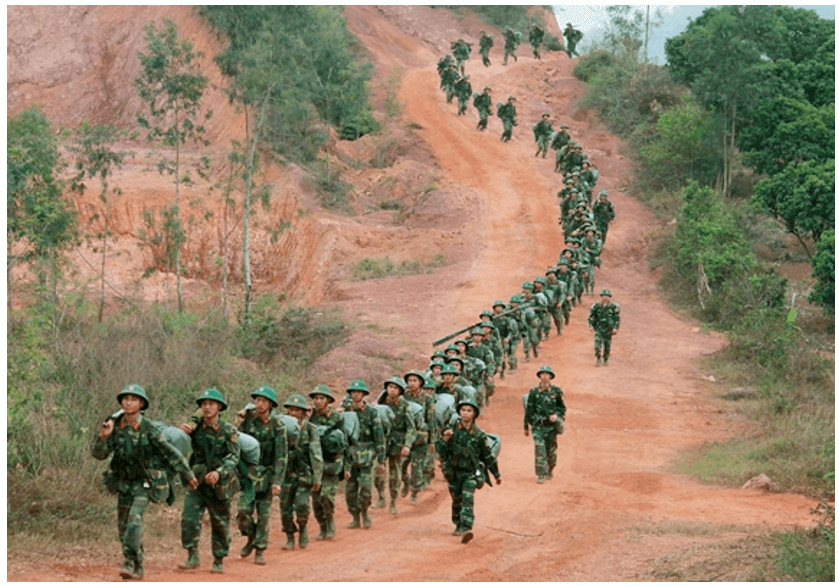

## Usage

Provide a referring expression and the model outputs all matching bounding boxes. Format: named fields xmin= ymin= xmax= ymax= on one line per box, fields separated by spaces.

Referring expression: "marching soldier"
xmin=344 ymin=379 xmax=386 ymax=529
xmin=524 ymin=366 xmax=567 ymax=483
xmin=589 ymin=289 xmax=621 ymax=366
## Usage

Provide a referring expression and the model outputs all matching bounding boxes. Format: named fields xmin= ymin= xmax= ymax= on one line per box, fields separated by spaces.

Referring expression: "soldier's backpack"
xmin=237 ymin=432 xmax=261 ymax=466
xmin=316 ymin=422 xmax=347 ymax=464
xmin=342 ymin=410 xmax=360 ymax=444
xmin=487 ymin=432 xmax=502 ymax=459
xmin=282 ymin=414 xmax=301 ymax=448
xmin=373 ymin=404 xmax=394 ymax=438
xmin=434 ymin=392 xmax=456 ymax=429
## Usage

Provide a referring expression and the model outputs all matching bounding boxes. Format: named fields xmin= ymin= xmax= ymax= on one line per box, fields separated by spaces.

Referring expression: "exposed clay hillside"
xmin=7 ymin=5 xmax=820 ymax=582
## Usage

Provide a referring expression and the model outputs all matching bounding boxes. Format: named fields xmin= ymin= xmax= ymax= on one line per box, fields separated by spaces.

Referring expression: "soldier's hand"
xmin=205 ymin=470 xmax=220 ymax=486
xmin=188 ymin=477 xmax=199 ymax=491
xmin=377 ymin=463 xmax=386 ymax=474
xmin=612 ymin=329 xmax=619 ymax=335
xmin=400 ymin=446 xmax=411 ymax=458
xmin=312 ymin=483 xmax=321 ymax=493
xmin=443 ymin=429 xmax=454 ymax=441
xmin=549 ymin=414 xmax=558 ymax=423
xmin=344 ymin=470 xmax=351 ymax=481
xmin=272 ymin=484 xmax=281 ymax=496
xmin=99 ymin=418 xmax=114 ymax=440
xmin=429 ymin=444 xmax=436 ymax=454
xmin=178 ymin=422 xmax=194 ymax=434
xmin=495 ymin=476 xmax=502 ymax=485
xmin=486 ymin=375 xmax=494 ymax=384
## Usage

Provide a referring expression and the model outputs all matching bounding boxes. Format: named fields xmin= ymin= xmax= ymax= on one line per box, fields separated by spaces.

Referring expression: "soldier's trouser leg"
xmin=207 ymin=496 xmax=231 ymax=559
xmin=373 ymin=464 xmax=386 ymax=499
xmin=313 ymin=473 xmax=340 ymax=527
xmin=346 ymin=464 xmax=373 ymax=515
xmin=280 ymin=479 xmax=310 ymax=534
xmin=594 ymin=331 xmax=613 ymax=360
xmin=181 ymin=486 xmax=208 ymax=552
xmin=507 ymin=337 xmax=519 ymax=370
xmin=562 ymin=301 xmax=571 ymax=324
xmin=423 ymin=445 xmax=436 ymax=483
xmin=546 ymin=430 xmax=559 ymax=473
xmin=407 ymin=443 xmax=428 ymax=493
xmin=550 ymin=306 xmax=564 ymax=335
xmin=532 ymin=426 xmax=551 ymax=477
xmin=387 ymin=453 xmax=405 ymax=501
xmin=237 ymin=489 xmax=273 ymax=550
xmin=118 ymin=483 xmax=149 ymax=565
xmin=588 ymin=265 xmax=596 ymax=293
xmin=448 ymin=474 xmax=477 ymax=530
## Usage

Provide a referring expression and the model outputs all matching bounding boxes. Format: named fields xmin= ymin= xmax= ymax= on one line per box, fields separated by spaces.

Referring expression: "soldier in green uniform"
xmin=478 ymin=30 xmax=494 ymax=66
xmin=593 ymin=190 xmax=616 ymax=244
xmin=589 ymin=289 xmax=621 ymax=365
xmin=441 ymin=64 xmax=460 ymax=104
xmin=179 ymin=389 xmax=240 ymax=574
xmin=580 ymin=226 xmax=603 ymax=295
xmin=280 ymin=393 xmax=323 ymax=550
xmin=509 ymin=294 xmax=537 ymax=363
xmin=93 ymin=385 xmax=197 ymax=580
xmin=524 ymin=366 xmax=567 ymax=483
xmin=544 ymin=268 xmax=569 ymax=336
xmin=520 ymin=282 xmax=543 ymax=357
xmin=308 ymin=385 xmax=346 ymax=542
xmin=532 ymin=112 xmax=554 ymax=158
xmin=563 ymin=23 xmax=583 ymax=58
xmin=234 ymin=386 xmax=287 ymax=565
xmin=437 ymin=53 xmax=455 ymax=85
xmin=421 ymin=377 xmax=440 ymax=485
xmin=491 ymin=299 xmax=521 ymax=375
xmin=378 ymin=377 xmax=417 ymax=515
xmin=451 ymin=37 xmax=472 ymax=74
xmin=532 ymin=277 xmax=553 ymax=341
xmin=436 ymin=363 xmax=467 ymax=403
xmin=436 ymin=398 xmax=501 ymax=543
xmin=402 ymin=370 xmax=436 ymax=504
xmin=343 ymin=379 xmax=386 ymax=529
xmin=555 ymin=259 xmax=576 ymax=324
xmin=466 ymin=326 xmax=496 ymax=408
xmin=473 ymin=86 xmax=494 ymax=131
xmin=454 ymin=74 xmax=472 ymax=116
xmin=497 ymin=96 xmax=517 ymax=142
xmin=551 ymin=124 xmax=572 ymax=172
xmin=502 ymin=25 xmax=520 ymax=65
xmin=529 ymin=23 xmax=545 ymax=59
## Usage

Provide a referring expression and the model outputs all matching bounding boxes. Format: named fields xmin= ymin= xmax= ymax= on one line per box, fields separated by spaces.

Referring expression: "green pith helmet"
xmin=196 ymin=388 xmax=228 ymax=411
xmin=456 ymin=398 xmax=481 ymax=418
xmin=284 ymin=393 xmax=309 ymax=410
xmin=429 ymin=360 xmax=445 ymax=369
xmin=599 ymin=190 xmax=609 ymax=197
xmin=445 ymin=355 xmax=464 ymax=367
xmin=441 ymin=363 xmax=460 ymax=375
xmin=542 ymin=111 xmax=550 ymax=117
xmin=557 ymin=257 xmax=570 ymax=266
xmin=504 ymin=25 xmax=512 ymax=31
xmin=463 ymin=74 xmax=470 ymax=80
xmin=309 ymin=384 xmax=336 ymax=403
xmin=493 ymin=299 xmax=507 ymax=309
xmin=251 ymin=385 xmax=279 ymax=407
xmin=481 ymin=320 xmax=495 ymax=330
xmin=445 ymin=344 xmax=459 ymax=353
xmin=383 ymin=376 xmax=407 ymax=393
xmin=431 ymin=349 xmax=446 ymax=360
xmin=404 ymin=369 xmax=427 ymax=387
xmin=480 ymin=309 xmax=493 ymax=319
xmin=484 ymin=86 xmax=491 ymax=92
xmin=455 ymin=338 xmax=469 ymax=347
xmin=534 ymin=276 xmax=547 ymax=285
xmin=536 ymin=365 xmax=556 ymax=379
xmin=510 ymin=294 xmax=524 ymax=304
xmin=560 ymin=123 xmax=569 ymax=129
xmin=470 ymin=326 xmax=485 ymax=335
xmin=508 ymin=96 xmax=516 ymax=101
xmin=546 ymin=267 xmax=558 ymax=275
xmin=569 ymin=188 xmax=579 ymax=193
xmin=601 ymin=289 xmax=613 ymax=297
xmin=117 ymin=384 xmax=150 ymax=411
xmin=346 ymin=379 xmax=370 ymax=395
xmin=576 ymin=200 xmax=587 ymax=208
xmin=522 ymin=281 xmax=534 ymax=291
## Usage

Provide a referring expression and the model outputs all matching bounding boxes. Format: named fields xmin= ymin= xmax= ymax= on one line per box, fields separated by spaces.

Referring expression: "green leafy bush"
xmin=809 ymin=229 xmax=834 ymax=315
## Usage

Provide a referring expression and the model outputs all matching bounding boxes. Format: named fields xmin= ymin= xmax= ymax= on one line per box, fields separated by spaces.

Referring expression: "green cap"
xmin=251 ymin=385 xmax=279 ymax=407
xmin=284 ymin=393 xmax=309 ymax=410
xmin=536 ymin=365 xmax=556 ymax=379
xmin=196 ymin=388 xmax=228 ymax=411
xmin=346 ymin=379 xmax=370 ymax=395
xmin=117 ymin=384 xmax=149 ymax=411
xmin=309 ymin=384 xmax=336 ymax=403
xmin=601 ymin=289 xmax=613 ymax=297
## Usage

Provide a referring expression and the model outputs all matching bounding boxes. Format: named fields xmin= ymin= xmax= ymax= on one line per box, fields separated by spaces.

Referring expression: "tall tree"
xmin=135 ymin=18 xmax=211 ymax=313
xmin=7 ymin=107 xmax=78 ymax=317
xmin=69 ymin=123 xmax=130 ymax=322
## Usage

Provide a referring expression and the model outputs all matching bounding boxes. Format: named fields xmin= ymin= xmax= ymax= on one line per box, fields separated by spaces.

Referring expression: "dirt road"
xmin=9 ymin=10 xmax=818 ymax=582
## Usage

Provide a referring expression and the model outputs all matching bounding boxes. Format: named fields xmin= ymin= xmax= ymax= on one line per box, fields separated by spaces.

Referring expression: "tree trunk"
xmin=174 ymin=109 xmax=184 ymax=314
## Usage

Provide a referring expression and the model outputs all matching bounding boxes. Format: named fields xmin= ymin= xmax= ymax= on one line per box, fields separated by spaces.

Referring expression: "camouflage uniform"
xmin=235 ymin=403 xmax=287 ymax=557
xmin=502 ymin=26 xmax=520 ymax=65
xmin=182 ymin=409 xmax=240 ymax=566
xmin=466 ymin=334 xmax=496 ymax=407
xmin=593 ymin=192 xmax=616 ymax=244
xmin=524 ymin=371 xmax=567 ymax=481
xmin=454 ymin=75 xmax=472 ymax=116
xmin=497 ymin=98 xmax=517 ymax=142
xmin=478 ymin=31 xmax=493 ymax=66
xmin=92 ymin=390 xmax=195 ymax=580
xmin=529 ymin=24 xmax=545 ymax=59
xmin=403 ymin=381 xmax=435 ymax=501
xmin=544 ymin=270 xmax=568 ymax=336
xmin=281 ymin=399 xmax=323 ymax=548
xmin=473 ymin=87 xmax=494 ymax=131
xmin=345 ymin=388 xmax=386 ymax=527
xmin=532 ymin=114 xmax=554 ymax=158
xmin=309 ymin=403 xmax=346 ymax=541
xmin=379 ymin=380 xmax=418 ymax=513
xmin=436 ymin=401 xmax=501 ymax=535
xmin=441 ymin=65 xmax=460 ymax=104
xmin=588 ymin=293 xmax=621 ymax=365
xmin=492 ymin=300 xmax=521 ymax=373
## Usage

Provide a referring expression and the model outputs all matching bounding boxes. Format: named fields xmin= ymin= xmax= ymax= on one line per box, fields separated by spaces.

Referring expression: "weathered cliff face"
xmin=6 ymin=6 xmax=552 ymax=307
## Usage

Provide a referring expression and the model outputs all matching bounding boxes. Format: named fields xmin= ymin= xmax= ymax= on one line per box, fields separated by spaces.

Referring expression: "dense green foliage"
xmin=809 ymin=230 xmax=835 ymax=315
xmin=201 ymin=5 xmax=377 ymax=160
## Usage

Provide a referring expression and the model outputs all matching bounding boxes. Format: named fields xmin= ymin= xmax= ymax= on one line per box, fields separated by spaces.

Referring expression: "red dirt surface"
xmin=7 ymin=5 xmax=819 ymax=582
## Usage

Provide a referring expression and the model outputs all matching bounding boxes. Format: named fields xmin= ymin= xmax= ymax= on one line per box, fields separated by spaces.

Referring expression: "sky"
xmin=551 ymin=4 xmax=836 ymax=64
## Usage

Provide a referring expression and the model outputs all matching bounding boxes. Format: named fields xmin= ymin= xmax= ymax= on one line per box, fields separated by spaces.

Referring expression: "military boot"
xmin=325 ymin=519 xmax=336 ymax=540
xmin=282 ymin=534 xmax=296 ymax=551
xmin=410 ymin=491 xmax=419 ymax=506
xmin=179 ymin=549 xmax=200 ymax=570
xmin=254 ymin=550 xmax=266 ymax=566
xmin=596 ymin=357 xmax=602 ymax=366
xmin=348 ymin=514 xmax=361 ymax=529
xmin=389 ymin=500 xmax=398 ymax=515
xmin=298 ymin=525 xmax=309 ymax=549
xmin=120 ymin=559 xmax=135 ymax=580
xmin=316 ymin=522 xmax=328 ymax=541
xmin=373 ymin=495 xmax=386 ymax=509
xmin=362 ymin=509 xmax=373 ymax=529
xmin=131 ymin=562 xmax=144 ymax=580
xmin=211 ymin=557 xmax=224 ymax=574
xmin=400 ymin=482 xmax=409 ymax=498
xmin=240 ymin=535 xmax=255 ymax=558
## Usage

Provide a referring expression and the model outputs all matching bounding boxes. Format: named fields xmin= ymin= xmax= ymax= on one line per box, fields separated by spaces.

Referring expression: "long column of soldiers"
xmin=92 ymin=22 xmax=621 ymax=580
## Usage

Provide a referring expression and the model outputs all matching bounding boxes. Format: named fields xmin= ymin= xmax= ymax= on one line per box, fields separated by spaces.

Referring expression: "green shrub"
xmin=809 ymin=229 xmax=835 ymax=315
xmin=573 ymin=50 xmax=618 ymax=82
xmin=776 ymin=501 xmax=835 ymax=581
xmin=351 ymin=255 xmax=446 ymax=280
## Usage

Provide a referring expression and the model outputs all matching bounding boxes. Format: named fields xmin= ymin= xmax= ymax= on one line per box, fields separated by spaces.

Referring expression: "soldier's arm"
xmin=308 ymin=423 xmax=324 ymax=487
xmin=556 ymin=388 xmax=567 ymax=420
xmin=402 ymin=405 xmax=417 ymax=450
xmin=373 ymin=413 xmax=387 ymax=464
xmin=91 ymin=425 xmax=114 ymax=460
xmin=272 ymin=418 xmax=288 ymax=486
xmin=480 ymin=434 xmax=501 ymax=480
